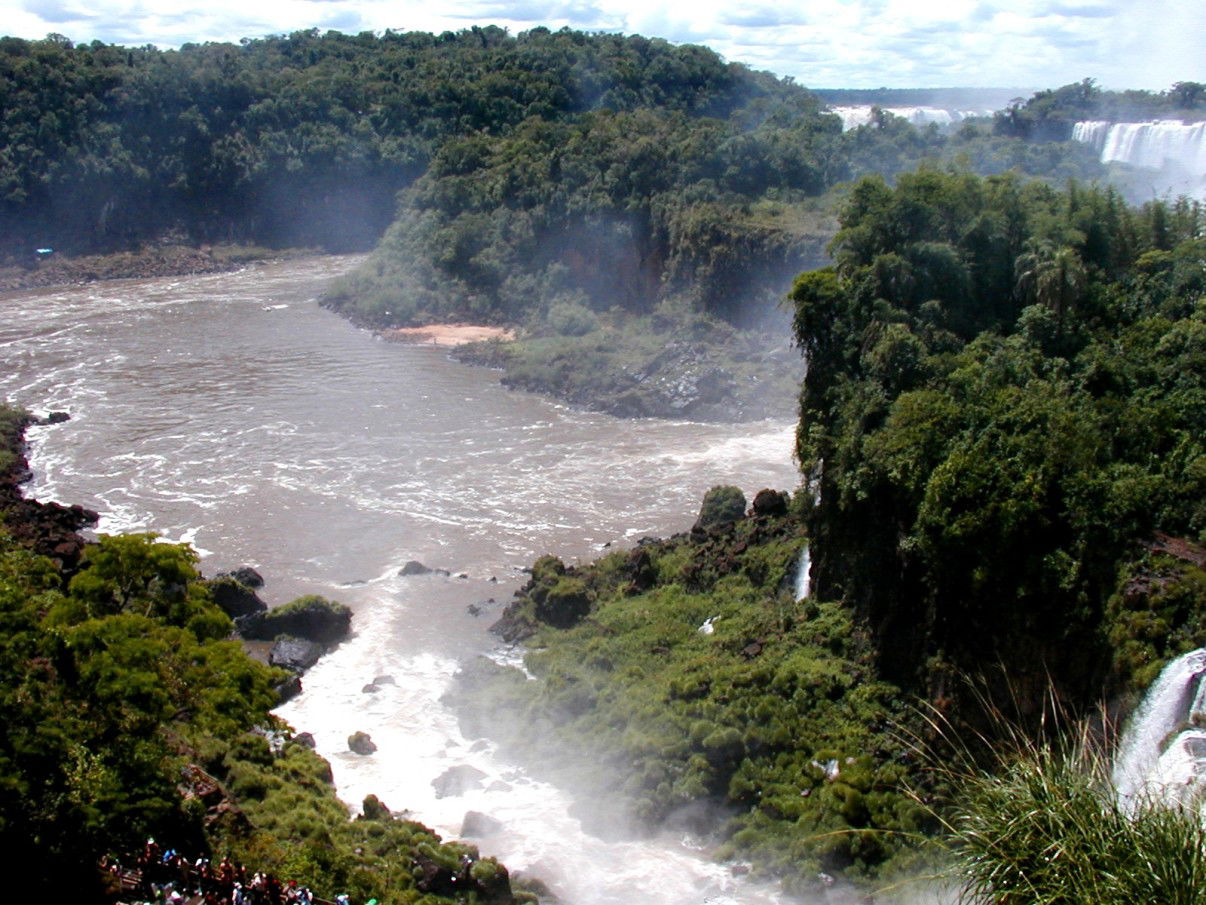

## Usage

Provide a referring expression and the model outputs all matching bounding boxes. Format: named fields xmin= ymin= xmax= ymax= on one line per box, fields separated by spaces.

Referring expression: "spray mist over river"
xmin=0 ymin=257 xmax=803 ymax=904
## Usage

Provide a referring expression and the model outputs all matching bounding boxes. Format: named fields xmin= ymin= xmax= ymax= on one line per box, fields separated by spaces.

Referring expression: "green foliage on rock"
xmin=459 ymin=500 xmax=929 ymax=895
xmin=695 ymin=485 xmax=747 ymax=529
xmin=0 ymin=403 xmax=27 ymax=479
xmin=239 ymin=593 xmax=352 ymax=644
xmin=453 ymin=304 xmax=804 ymax=421
xmin=995 ymin=78 xmax=1206 ymax=142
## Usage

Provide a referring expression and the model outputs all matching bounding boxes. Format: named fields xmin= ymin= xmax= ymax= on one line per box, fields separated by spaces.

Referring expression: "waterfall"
xmin=794 ymin=545 xmax=810 ymax=600
xmin=1112 ymin=648 xmax=1206 ymax=810
xmin=830 ymin=105 xmax=995 ymax=132
xmin=1072 ymin=119 xmax=1206 ymax=199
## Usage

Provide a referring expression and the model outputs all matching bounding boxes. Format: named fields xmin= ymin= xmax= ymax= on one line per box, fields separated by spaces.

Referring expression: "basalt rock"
xmin=274 ymin=674 xmax=303 ymax=703
xmin=208 ymin=575 xmax=268 ymax=619
xmin=400 ymin=560 xmax=434 ymax=576
xmin=461 ymin=810 xmax=504 ymax=837
xmin=238 ymin=594 xmax=351 ymax=645
xmin=432 ymin=764 xmax=488 ymax=798
xmin=269 ymin=636 xmax=325 ymax=673
xmin=360 ymin=794 xmax=392 ymax=820
xmin=293 ymin=732 xmax=316 ymax=749
xmin=624 ymin=547 xmax=657 ymax=595
xmin=220 ymin=566 xmax=264 ymax=588
xmin=348 ymin=731 xmax=377 ymax=755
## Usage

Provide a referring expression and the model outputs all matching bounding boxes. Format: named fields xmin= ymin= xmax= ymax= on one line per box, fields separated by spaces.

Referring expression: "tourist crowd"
xmin=100 ymin=839 xmax=369 ymax=905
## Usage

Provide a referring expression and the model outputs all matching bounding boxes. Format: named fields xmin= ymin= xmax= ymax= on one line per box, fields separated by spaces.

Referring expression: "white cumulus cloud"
xmin=1 ymin=0 xmax=1201 ymax=89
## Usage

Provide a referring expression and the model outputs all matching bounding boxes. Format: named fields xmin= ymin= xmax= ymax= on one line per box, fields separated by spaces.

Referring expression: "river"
xmin=0 ymin=256 xmax=802 ymax=904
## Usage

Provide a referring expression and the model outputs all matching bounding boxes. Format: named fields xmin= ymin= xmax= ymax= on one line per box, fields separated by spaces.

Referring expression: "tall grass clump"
xmin=939 ymin=727 xmax=1206 ymax=905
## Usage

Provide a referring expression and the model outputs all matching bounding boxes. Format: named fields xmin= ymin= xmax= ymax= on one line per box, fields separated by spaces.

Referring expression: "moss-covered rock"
xmin=694 ymin=485 xmax=747 ymax=530
xmin=238 ymin=594 xmax=351 ymax=645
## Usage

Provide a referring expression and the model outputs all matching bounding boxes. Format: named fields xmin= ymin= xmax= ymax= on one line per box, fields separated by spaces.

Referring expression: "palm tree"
xmin=1014 ymin=240 xmax=1087 ymax=322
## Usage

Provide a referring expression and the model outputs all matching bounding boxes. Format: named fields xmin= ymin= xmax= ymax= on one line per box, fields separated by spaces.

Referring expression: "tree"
xmin=1013 ymin=240 xmax=1087 ymax=321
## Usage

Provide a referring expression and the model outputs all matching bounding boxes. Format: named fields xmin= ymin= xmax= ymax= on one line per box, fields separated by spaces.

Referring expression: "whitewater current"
xmin=0 ymin=257 xmax=803 ymax=904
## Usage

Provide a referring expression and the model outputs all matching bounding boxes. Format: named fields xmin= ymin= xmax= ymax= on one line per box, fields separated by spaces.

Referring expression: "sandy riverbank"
xmin=379 ymin=323 xmax=516 ymax=346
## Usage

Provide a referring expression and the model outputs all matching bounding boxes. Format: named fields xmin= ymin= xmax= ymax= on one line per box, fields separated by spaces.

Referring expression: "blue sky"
xmin=4 ymin=0 xmax=1202 ymax=90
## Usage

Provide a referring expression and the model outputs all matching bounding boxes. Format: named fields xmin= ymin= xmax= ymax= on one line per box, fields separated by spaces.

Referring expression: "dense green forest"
xmin=0 ymin=26 xmax=828 ymax=258
xmin=794 ymin=170 xmax=1204 ymax=705
xmin=462 ymin=173 xmax=1205 ymax=896
xmin=3 ymin=30 xmax=1115 ymax=305
xmin=0 ymin=406 xmax=530 ymax=903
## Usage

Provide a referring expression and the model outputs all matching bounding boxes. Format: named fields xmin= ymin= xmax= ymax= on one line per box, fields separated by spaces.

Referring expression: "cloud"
xmin=441 ymin=0 xmax=613 ymax=28
xmin=21 ymin=0 xmax=96 ymax=23
xmin=319 ymin=8 xmax=364 ymax=30
xmin=719 ymin=7 xmax=809 ymax=28
xmin=0 ymin=0 xmax=1201 ymax=89
xmin=1049 ymin=1 xmax=1118 ymax=17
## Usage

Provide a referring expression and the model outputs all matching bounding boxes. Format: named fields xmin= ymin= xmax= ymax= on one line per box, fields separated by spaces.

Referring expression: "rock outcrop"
xmin=348 ymin=731 xmax=377 ymax=755
xmin=269 ymin=637 xmax=325 ymax=673
xmin=432 ymin=764 xmax=488 ymax=798
xmin=207 ymin=575 xmax=268 ymax=619
xmin=462 ymin=811 xmax=504 ymax=837
xmin=219 ymin=566 xmax=264 ymax=588
xmin=237 ymin=594 xmax=351 ymax=645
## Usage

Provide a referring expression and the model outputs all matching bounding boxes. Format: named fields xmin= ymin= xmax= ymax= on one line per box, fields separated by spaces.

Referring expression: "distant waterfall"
xmin=1113 ymin=648 xmax=1206 ymax=811
xmin=794 ymin=546 xmax=811 ymax=600
xmin=1073 ymin=119 xmax=1206 ymax=199
xmin=830 ymin=105 xmax=996 ymax=132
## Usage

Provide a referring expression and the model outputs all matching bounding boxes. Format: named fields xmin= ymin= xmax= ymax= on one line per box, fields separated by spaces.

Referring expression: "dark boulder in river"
xmin=348 ymin=731 xmax=377 ymax=755
xmin=238 ymin=594 xmax=351 ymax=645
xmin=207 ymin=575 xmax=268 ymax=619
xmin=269 ymin=636 xmax=326 ymax=673
xmin=462 ymin=810 xmax=504 ymax=837
xmin=220 ymin=565 xmax=264 ymax=588
xmin=432 ymin=764 xmax=488 ymax=798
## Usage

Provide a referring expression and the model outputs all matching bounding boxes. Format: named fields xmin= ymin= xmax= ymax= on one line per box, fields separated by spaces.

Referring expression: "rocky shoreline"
xmin=0 ymin=405 xmax=350 ymax=703
xmin=0 ymin=243 xmax=312 ymax=293
xmin=0 ymin=407 xmax=98 ymax=570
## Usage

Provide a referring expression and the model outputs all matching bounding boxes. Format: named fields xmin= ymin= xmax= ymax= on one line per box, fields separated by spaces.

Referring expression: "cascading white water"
xmin=1072 ymin=119 xmax=1206 ymax=199
xmin=829 ymin=105 xmax=996 ymax=132
xmin=794 ymin=546 xmax=810 ymax=600
xmin=1112 ymin=647 xmax=1206 ymax=810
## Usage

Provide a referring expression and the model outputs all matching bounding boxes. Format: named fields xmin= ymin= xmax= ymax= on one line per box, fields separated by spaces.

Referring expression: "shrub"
xmin=695 ymin=485 xmax=746 ymax=529
xmin=547 ymin=299 xmax=599 ymax=336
